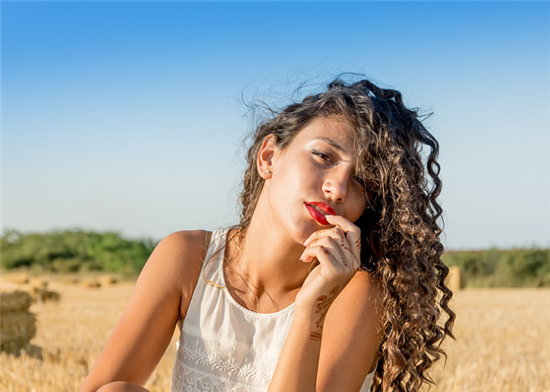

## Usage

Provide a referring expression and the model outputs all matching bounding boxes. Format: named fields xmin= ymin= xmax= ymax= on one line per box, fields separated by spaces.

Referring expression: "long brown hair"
xmin=235 ymin=77 xmax=456 ymax=391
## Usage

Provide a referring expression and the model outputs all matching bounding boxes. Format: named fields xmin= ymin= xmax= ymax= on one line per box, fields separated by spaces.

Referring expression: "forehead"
xmin=293 ymin=116 xmax=355 ymax=152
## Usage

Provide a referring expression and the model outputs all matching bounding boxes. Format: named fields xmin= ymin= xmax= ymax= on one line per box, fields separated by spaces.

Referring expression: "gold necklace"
xmin=206 ymin=228 xmax=244 ymax=289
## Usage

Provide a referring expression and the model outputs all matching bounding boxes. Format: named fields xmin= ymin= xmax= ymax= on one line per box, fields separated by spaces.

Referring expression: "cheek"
xmin=349 ymin=196 xmax=368 ymax=222
xmin=268 ymin=166 xmax=302 ymax=205
xmin=278 ymin=160 xmax=311 ymax=188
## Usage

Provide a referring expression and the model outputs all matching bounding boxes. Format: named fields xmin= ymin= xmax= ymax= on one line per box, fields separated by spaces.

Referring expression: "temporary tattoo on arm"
xmin=309 ymin=286 xmax=340 ymax=341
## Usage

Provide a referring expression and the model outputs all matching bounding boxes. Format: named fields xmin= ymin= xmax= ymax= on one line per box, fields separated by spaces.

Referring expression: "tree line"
xmin=1 ymin=229 xmax=156 ymax=275
xmin=1 ymin=229 xmax=549 ymax=286
xmin=443 ymin=248 xmax=549 ymax=287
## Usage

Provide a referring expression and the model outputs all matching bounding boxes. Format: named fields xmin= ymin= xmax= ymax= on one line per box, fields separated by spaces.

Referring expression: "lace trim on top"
xmin=172 ymin=332 xmax=278 ymax=392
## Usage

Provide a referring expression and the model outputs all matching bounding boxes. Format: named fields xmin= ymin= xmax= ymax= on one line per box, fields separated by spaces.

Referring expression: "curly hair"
xmin=234 ymin=77 xmax=456 ymax=391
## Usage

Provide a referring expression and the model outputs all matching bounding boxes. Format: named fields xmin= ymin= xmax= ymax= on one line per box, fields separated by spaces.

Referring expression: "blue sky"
xmin=2 ymin=1 xmax=549 ymax=250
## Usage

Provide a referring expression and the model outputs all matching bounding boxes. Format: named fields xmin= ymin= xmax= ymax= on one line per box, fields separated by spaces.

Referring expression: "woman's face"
xmin=261 ymin=116 xmax=369 ymax=243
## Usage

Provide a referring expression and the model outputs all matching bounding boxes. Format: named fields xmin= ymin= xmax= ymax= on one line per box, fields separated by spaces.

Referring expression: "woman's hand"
xmin=294 ymin=215 xmax=362 ymax=341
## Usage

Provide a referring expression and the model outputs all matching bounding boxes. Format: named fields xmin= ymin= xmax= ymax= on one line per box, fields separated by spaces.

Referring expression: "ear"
xmin=257 ymin=135 xmax=278 ymax=179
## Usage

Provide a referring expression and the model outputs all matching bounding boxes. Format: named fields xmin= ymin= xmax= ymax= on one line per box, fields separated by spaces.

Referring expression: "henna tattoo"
xmin=321 ymin=246 xmax=330 ymax=255
xmin=338 ymin=239 xmax=357 ymax=267
xmin=334 ymin=242 xmax=347 ymax=266
xmin=355 ymin=238 xmax=361 ymax=251
xmin=310 ymin=331 xmax=323 ymax=341
xmin=309 ymin=286 xmax=341 ymax=341
xmin=334 ymin=227 xmax=345 ymax=240
xmin=315 ymin=295 xmax=327 ymax=308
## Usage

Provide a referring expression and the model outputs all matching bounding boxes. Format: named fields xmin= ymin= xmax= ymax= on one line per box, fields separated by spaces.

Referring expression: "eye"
xmin=311 ymin=150 xmax=333 ymax=163
xmin=353 ymin=176 xmax=367 ymax=188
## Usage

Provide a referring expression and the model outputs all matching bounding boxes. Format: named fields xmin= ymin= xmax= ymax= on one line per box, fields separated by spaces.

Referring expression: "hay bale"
xmin=35 ymin=288 xmax=60 ymax=303
xmin=1 ymin=273 xmax=30 ymax=285
xmin=99 ymin=275 xmax=118 ymax=287
xmin=0 ymin=311 xmax=36 ymax=341
xmin=0 ymin=311 xmax=37 ymax=355
xmin=0 ymin=289 xmax=33 ymax=313
xmin=81 ymin=279 xmax=100 ymax=289
xmin=25 ymin=286 xmax=60 ymax=303
xmin=447 ymin=266 xmax=464 ymax=291
xmin=0 ymin=283 xmax=37 ymax=355
xmin=0 ymin=283 xmax=32 ymax=313
xmin=63 ymin=277 xmax=79 ymax=285
xmin=28 ymin=277 xmax=48 ymax=290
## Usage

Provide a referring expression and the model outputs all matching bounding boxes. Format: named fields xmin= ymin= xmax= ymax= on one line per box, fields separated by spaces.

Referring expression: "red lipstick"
xmin=304 ymin=201 xmax=336 ymax=226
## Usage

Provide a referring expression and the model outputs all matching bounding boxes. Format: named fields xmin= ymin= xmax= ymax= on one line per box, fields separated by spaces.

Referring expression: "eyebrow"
xmin=313 ymin=137 xmax=347 ymax=153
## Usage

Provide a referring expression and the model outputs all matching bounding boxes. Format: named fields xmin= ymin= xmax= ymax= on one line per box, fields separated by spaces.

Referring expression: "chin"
xmin=287 ymin=220 xmax=320 ymax=244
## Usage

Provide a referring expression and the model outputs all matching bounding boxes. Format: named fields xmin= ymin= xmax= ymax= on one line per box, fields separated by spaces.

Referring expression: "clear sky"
xmin=2 ymin=1 xmax=549 ymax=250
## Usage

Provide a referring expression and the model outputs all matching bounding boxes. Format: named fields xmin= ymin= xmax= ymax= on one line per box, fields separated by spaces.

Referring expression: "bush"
xmin=443 ymin=247 xmax=550 ymax=288
xmin=1 ymin=229 xmax=156 ymax=275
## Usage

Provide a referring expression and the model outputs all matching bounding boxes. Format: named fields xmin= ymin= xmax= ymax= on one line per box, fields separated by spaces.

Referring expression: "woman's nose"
xmin=322 ymin=170 xmax=350 ymax=202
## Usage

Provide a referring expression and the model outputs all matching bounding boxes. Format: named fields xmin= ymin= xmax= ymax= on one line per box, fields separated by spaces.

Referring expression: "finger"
xmin=304 ymin=236 xmax=352 ymax=269
xmin=325 ymin=215 xmax=361 ymax=269
xmin=301 ymin=236 xmax=339 ymax=262
xmin=304 ymin=225 xmax=360 ymax=272
xmin=300 ymin=244 xmax=340 ymax=274
xmin=333 ymin=234 xmax=359 ymax=271
xmin=305 ymin=233 xmax=357 ymax=271
xmin=324 ymin=215 xmax=361 ymax=239
xmin=303 ymin=226 xmax=346 ymax=247
xmin=332 ymin=233 xmax=360 ymax=272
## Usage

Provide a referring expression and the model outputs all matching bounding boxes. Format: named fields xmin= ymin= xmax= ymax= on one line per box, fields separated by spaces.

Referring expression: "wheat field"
xmin=1 ymin=279 xmax=549 ymax=392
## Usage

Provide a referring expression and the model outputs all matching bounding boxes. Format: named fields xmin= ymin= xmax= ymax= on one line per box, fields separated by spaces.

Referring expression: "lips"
xmin=304 ymin=202 xmax=336 ymax=225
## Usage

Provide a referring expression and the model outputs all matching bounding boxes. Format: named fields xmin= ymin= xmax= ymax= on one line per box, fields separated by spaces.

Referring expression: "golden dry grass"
xmin=0 ymin=280 xmax=548 ymax=392
xmin=428 ymin=289 xmax=550 ymax=392
xmin=0 ymin=280 xmax=177 ymax=392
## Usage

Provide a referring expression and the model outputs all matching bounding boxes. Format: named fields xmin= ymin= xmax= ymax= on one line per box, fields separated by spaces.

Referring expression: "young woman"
xmin=81 ymin=78 xmax=455 ymax=392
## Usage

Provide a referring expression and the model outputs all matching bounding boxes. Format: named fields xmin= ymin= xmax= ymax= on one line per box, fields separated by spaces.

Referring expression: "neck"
xmin=226 ymin=205 xmax=310 ymax=300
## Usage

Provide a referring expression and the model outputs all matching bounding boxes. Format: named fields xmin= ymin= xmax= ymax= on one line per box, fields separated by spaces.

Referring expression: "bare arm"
xmin=268 ymin=271 xmax=382 ymax=392
xmin=268 ymin=215 xmax=383 ymax=392
xmin=80 ymin=230 xmax=206 ymax=392
xmin=316 ymin=271 xmax=383 ymax=391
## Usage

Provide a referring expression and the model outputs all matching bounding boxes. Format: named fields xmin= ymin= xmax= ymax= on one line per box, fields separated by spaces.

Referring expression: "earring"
xmin=265 ymin=169 xmax=271 ymax=174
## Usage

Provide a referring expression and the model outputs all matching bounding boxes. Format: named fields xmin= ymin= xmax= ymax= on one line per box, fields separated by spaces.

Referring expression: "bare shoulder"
xmin=149 ymin=230 xmax=210 ymax=307
xmin=326 ymin=270 xmax=383 ymax=338
xmin=343 ymin=269 xmax=383 ymax=306
xmin=154 ymin=229 xmax=207 ymax=258
xmin=152 ymin=230 xmax=208 ymax=275
xmin=317 ymin=271 xmax=384 ymax=391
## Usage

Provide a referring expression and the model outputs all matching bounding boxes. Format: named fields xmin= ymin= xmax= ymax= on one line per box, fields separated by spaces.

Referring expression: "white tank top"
xmin=171 ymin=228 xmax=375 ymax=392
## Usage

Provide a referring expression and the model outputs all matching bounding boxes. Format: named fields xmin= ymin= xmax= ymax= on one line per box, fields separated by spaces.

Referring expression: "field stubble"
xmin=0 ymin=280 xmax=548 ymax=392
xmin=429 ymin=289 xmax=550 ymax=391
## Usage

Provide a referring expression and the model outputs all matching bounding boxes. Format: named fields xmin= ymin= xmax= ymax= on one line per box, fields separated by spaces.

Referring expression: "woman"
xmin=81 ymin=77 xmax=455 ymax=392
